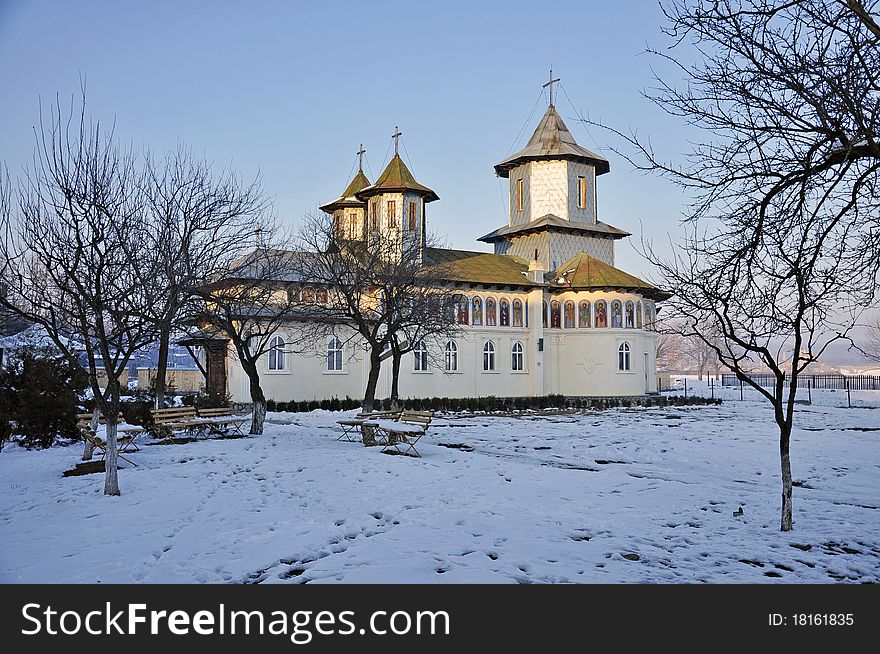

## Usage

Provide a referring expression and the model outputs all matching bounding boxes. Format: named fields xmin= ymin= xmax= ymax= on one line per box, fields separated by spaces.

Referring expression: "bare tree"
xmin=0 ymin=95 xmax=159 ymax=496
xmin=293 ymin=212 xmax=460 ymax=414
xmin=142 ymin=145 xmax=267 ymax=407
xmin=864 ymin=311 xmax=880 ymax=362
xmin=581 ymin=0 xmax=880 ymax=531
xmin=193 ymin=237 xmax=304 ymax=435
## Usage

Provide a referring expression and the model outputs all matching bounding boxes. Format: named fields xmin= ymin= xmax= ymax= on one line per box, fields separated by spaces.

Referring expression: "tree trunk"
xmin=390 ymin=341 xmax=401 ymax=410
xmin=103 ymin=386 xmax=121 ymax=497
xmin=154 ymin=325 xmax=171 ymax=409
xmin=779 ymin=422 xmax=793 ymax=531
xmin=243 ymin=364 xmax=266 ymax=435
xmin=362 ymin=346 xmax=382 ymax=412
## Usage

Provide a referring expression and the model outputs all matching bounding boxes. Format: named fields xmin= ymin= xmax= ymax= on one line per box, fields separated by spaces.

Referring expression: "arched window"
xmin=456 ymin=296 xmax=469 ymax=325
xmin=611 ymin=300 xmax=623 ymax=328
xmin=636 ymin=301 xmax=643 ymax=329
xmin=595 ymin=300 xmax=608 ymax=328
xmin=542 ymin=301 xmax=548 ymax=328
xmin=564 ymin=301 xmax=575 ymax=328
xmin=499 ymin=299 xmax=510 ymax=326
xmin=483 ymin=341 xmax=496 ymax=371
xmin=327 ymin=336 xmax=343 ymax=371
xmin=618 ymin=342 xmax=631 ymax=371
xmin=550 ymin=301 xmax=561 ymax=328
xmin=511 ymin=341 xmax=524 ymax=371
xmin=413 ymin=339 xmax=428 ymax=371
xmin=444 ymin=340 xmax=458 ymax=372
xmin=268 ymin=335 xmax=285 ymax=371
xmin=472 ymin=296 xmax=483 ymax=326
xmin=512 ymin=299 xmax=524 ymax=327
xmin=317 ymin=288 xmax=328 ymax=305
xmin=625 ymin=300 xmax=635 ymax=328
xmin=301 ymin=287 xmax=315 ymax=303
xmin=486 ymin=298 xmax=497 ymax=326
xmin=579 ymin=300 xmax=591 ymax=328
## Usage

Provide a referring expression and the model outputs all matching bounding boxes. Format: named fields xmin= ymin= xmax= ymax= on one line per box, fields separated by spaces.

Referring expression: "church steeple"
xmin=320 ymin=145 xmax=372 ymax=240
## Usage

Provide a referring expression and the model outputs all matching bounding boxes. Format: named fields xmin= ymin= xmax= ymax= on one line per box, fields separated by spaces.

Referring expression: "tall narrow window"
xmin=512 ymin=299 xmax=524 ymax=327
xmin=516 ymin=178 xmax=524 ymax=212
xmin=577 ymin=176 xmax=587 ymax=209
xmin=511 ymin=341 xmax=524 ymax=371
xmin=327 ymin=336 xmax=343 ymax=371
xmin=444 ymin=340 xmax=458 ymax=372
xmin=387 ymin=200 xmax=397 ymax=228
xmin=348 ymin=212 xmax=357 ymax=238
xmin=333 ymin=215 xmax=343 ymax=236
xmin=408 ymin=202 xmax=417 ymax=230
xmin=483 ymin=341 xmax=496 ymax=371
xmin=370 ymin=202 xmax=378 ymax=231
xmin=413 ymin=339 xmax=428 ymax=371
xmin=268 ymin=336 xmax=285 ymax=371
xmin=618 ymin=342 xmax=631 ymax=371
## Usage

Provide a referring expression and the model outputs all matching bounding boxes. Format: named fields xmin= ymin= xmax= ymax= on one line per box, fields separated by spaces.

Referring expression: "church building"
xmin=221 ymin=91 xmax=669 ymax=403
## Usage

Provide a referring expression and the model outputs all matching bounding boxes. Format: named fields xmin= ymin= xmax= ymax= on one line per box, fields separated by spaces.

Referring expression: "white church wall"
xmin=497 ymin=232 xmax=615 ymax=270
xmin=529 ymin=160 xmax=569 ymax=220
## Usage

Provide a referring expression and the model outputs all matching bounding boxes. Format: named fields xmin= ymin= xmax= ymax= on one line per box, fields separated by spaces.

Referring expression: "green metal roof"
xmin=319 ymin=169 xmax=371 ymax=213
xmin=356 ymin=154 xmax=439 ymax=202
xmin=425 ymin=247 xmax=538 ymax=287
xmin=552 ymin=252 xmax=670 ymax=299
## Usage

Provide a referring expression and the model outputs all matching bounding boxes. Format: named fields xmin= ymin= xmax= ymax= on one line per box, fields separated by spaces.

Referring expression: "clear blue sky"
xmin=0 ymin=0 xmax=690 ymax=279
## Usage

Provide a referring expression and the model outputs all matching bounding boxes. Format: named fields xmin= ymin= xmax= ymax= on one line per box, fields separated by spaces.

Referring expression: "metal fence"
xmin=720 ymin=373 xmax=880 ymax=391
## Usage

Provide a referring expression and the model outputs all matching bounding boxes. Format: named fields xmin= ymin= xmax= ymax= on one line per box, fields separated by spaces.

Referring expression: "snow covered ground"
xmin=1 ymin=396 xmax=878 ymax=584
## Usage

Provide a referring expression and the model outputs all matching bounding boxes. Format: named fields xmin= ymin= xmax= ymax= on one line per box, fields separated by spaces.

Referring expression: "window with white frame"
xmin=444 ymin=340 xmax=458 ymax=372
xmin=327 ymin=336 xmax=343 ymax=371
xmin=413 ymin=339 xmax=428 ymax=371
xmin=483 ymin=340 xmax=496 ymax=371
xmin=268 ymin=335 xmax=285 ymax=371
xmin=618 ymin=342 xmax=631 ymax=371
xmin=511 ymin=341 xmax=524 ymax=371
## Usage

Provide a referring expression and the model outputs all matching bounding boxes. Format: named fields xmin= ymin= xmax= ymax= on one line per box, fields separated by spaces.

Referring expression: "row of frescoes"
xmin=454 ymin=296 xmax=654 ymax=329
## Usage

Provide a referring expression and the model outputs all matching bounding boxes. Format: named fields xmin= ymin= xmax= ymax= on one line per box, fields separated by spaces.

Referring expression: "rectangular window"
xmin=577 ymin=176 xmax=587 ymax=209
xmin=370 ymin=202 xmax=378 ymax=231
xmin=387 ymin=200 xmax=397 ymax=228
xmin=516 ymin=178 xmax=524 ymax=212
xmin=348 ymin=212 xmax=357 ymax=238
xmin=408 ymin=202 xmax=417 ymax=230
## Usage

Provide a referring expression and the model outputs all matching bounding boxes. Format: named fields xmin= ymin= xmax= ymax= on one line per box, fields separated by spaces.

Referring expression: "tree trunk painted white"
xmin=780 ymin=424 xmax=793 ymax=531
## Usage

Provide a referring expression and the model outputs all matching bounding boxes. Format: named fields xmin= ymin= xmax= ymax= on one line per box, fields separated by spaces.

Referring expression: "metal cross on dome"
xmin=543 ymin=67 xmax=561 ymax=107
xmin=356 ymin=144 xmax=366 ymax=171
xmin=392 ymin=126 xmax=403 ymax=156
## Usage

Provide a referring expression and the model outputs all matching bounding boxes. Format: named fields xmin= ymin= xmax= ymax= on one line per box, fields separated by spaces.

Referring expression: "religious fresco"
xmin=578 ymin=300 xmax=591 ymax=327
xmin=472 ymin=296 xmax=483 ymax=326
xmin=457 ymin=296 xmax=469 ymax=325
xmin=595 ymin=300 xmax=608 ymax=328
xmin=625 ymin=300 xmax=634 ymax=328
xmin=486 ymin=298 xmax=497 ymax=326
xmin=564 ymin=301 xmax=575 ymax=328
xmin=499 ymin=299 xmax=510 ymax=326
xmin=611 ymin=300 xmax=623 ymax=328
xmin=636 ymin=301 xmax=642 ymax=328
xmin=512 ymin=299 xmax=524 ymax=327
xmin=550 ymin=301 xmax=561 ymax=328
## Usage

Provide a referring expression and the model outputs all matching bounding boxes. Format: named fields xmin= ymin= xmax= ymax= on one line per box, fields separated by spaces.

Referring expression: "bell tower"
xmin=319 ymin=144 xmax=371 ymax=241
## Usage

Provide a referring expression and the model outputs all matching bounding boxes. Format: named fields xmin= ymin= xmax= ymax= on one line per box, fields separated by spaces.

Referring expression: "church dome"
xmin=356 ymin=154 xmax=438 ymax=203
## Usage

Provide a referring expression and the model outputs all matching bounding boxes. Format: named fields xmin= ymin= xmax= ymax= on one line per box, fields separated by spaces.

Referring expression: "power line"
xmin=504 ymin=88 xmax=545 ymax=157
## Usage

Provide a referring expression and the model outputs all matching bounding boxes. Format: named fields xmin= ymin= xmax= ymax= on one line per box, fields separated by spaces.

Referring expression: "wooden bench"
xmin=151 ymin=406 xmax=247 ymax=441
xmin=336 ymin=410 xmax=400 ymax=442
xmin=370 ymin=410 xmax=434 ymax=457
xmin=76 ymin=412 xmax=143 ymax=464
xmin=195 ymin=406 xmax=248 ymax=436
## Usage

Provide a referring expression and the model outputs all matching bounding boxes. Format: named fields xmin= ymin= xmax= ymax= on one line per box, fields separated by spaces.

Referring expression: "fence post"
xmin=710 ymin=378 xmax=714 ymax=400
xmin=740 ymin=379 xmax=744 ymax=401
xmin=846 ymin=377 xmax=851 ymax=408
xmin=684 ymin=378 xmax=688 ymax=398
xmin=808 ymin=378 xmax=812 ymax=405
